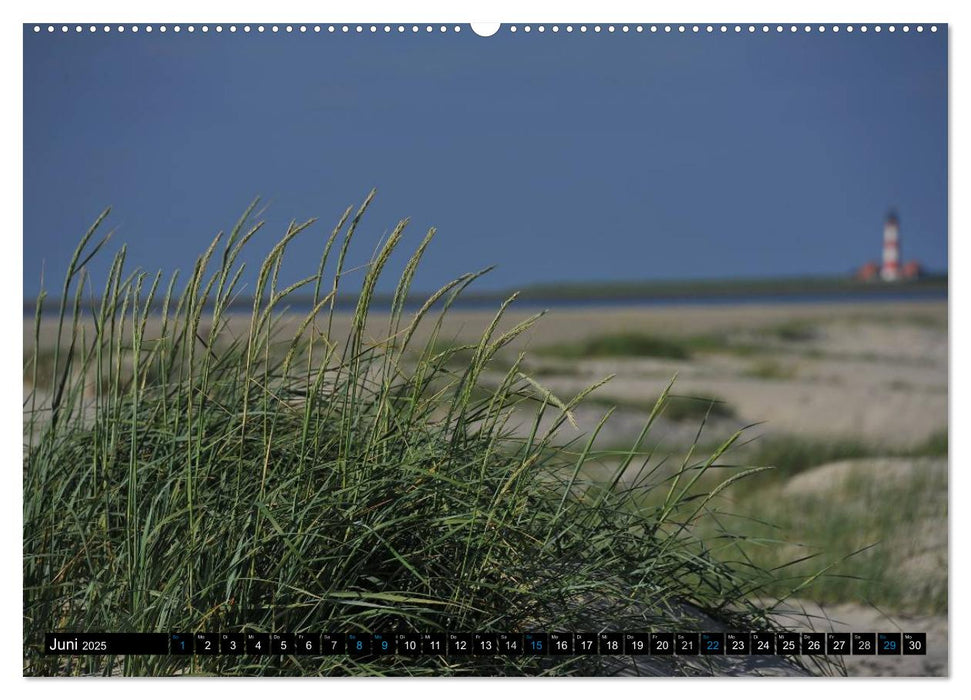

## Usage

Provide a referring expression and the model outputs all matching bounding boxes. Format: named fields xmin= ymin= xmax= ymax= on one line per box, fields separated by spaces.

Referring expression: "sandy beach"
xmin=26 ymin=298 xmax=947 ymax=449
xmin=381 ymin=298 xmax=949 ymax=449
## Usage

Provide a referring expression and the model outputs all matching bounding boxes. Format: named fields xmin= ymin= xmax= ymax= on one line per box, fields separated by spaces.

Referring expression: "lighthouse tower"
xmin=881 ymin=211 xmax=901 ymax=282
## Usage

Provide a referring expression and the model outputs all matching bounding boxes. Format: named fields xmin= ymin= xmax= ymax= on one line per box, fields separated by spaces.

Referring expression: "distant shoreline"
xmin=424 ymin=285 xmax=948 ymax=311
xmin=23 ymin=275 xmax=947 ymax=316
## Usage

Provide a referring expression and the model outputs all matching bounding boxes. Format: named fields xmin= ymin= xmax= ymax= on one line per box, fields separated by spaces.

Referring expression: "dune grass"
xmin=692 ymin=460 xmax=947 ymax=616
xmin=23 ymin=195 xmax=833 ymax=677
xmin=613 ymin=428 xmax=949 ymax=615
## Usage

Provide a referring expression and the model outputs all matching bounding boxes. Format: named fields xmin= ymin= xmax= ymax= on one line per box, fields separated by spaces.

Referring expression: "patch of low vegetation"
xmin=745 ymin=359 xmax=798 ymax=380
xmin=586 ymin=393 xmax=736 ymax=423
xmin=739 ymin=437 xmax=879 ymax=484
xmin=760 ymin=320 xmax=819 ymax=343
xmin=742 ymin=431 xmax=948 ymax=483
xmin=682 ymin=334 xmax=760 ymax=357
xmin=915 ymin=428 xmax=948 ymax=457
xmin=23 ymin=196 xmax=827 ymax=677
xmin=523 ymin=360 xmax=583 ymax=378
xmin=538 ymin=332 xmax=691 ymax=360
xmin=534 ymin=330 xmax=788 ymax=364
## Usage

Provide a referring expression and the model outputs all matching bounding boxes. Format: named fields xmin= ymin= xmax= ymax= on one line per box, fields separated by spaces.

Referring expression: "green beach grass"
xmin=600 ymin=430 xmax=949 ymax=616
xmin=23 ymin=196 xmax=834 ymax=676
xmin=689 ymin=457 xmax=947 ymax=616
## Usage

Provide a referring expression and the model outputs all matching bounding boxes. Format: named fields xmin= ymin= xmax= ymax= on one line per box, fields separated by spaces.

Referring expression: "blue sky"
xmin=23 ymin=26 xmax=947 ymax=296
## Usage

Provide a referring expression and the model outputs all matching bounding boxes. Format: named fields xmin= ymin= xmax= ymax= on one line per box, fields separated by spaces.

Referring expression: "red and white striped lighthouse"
xmin=880 ymin=211 xmax=900 ymax=282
